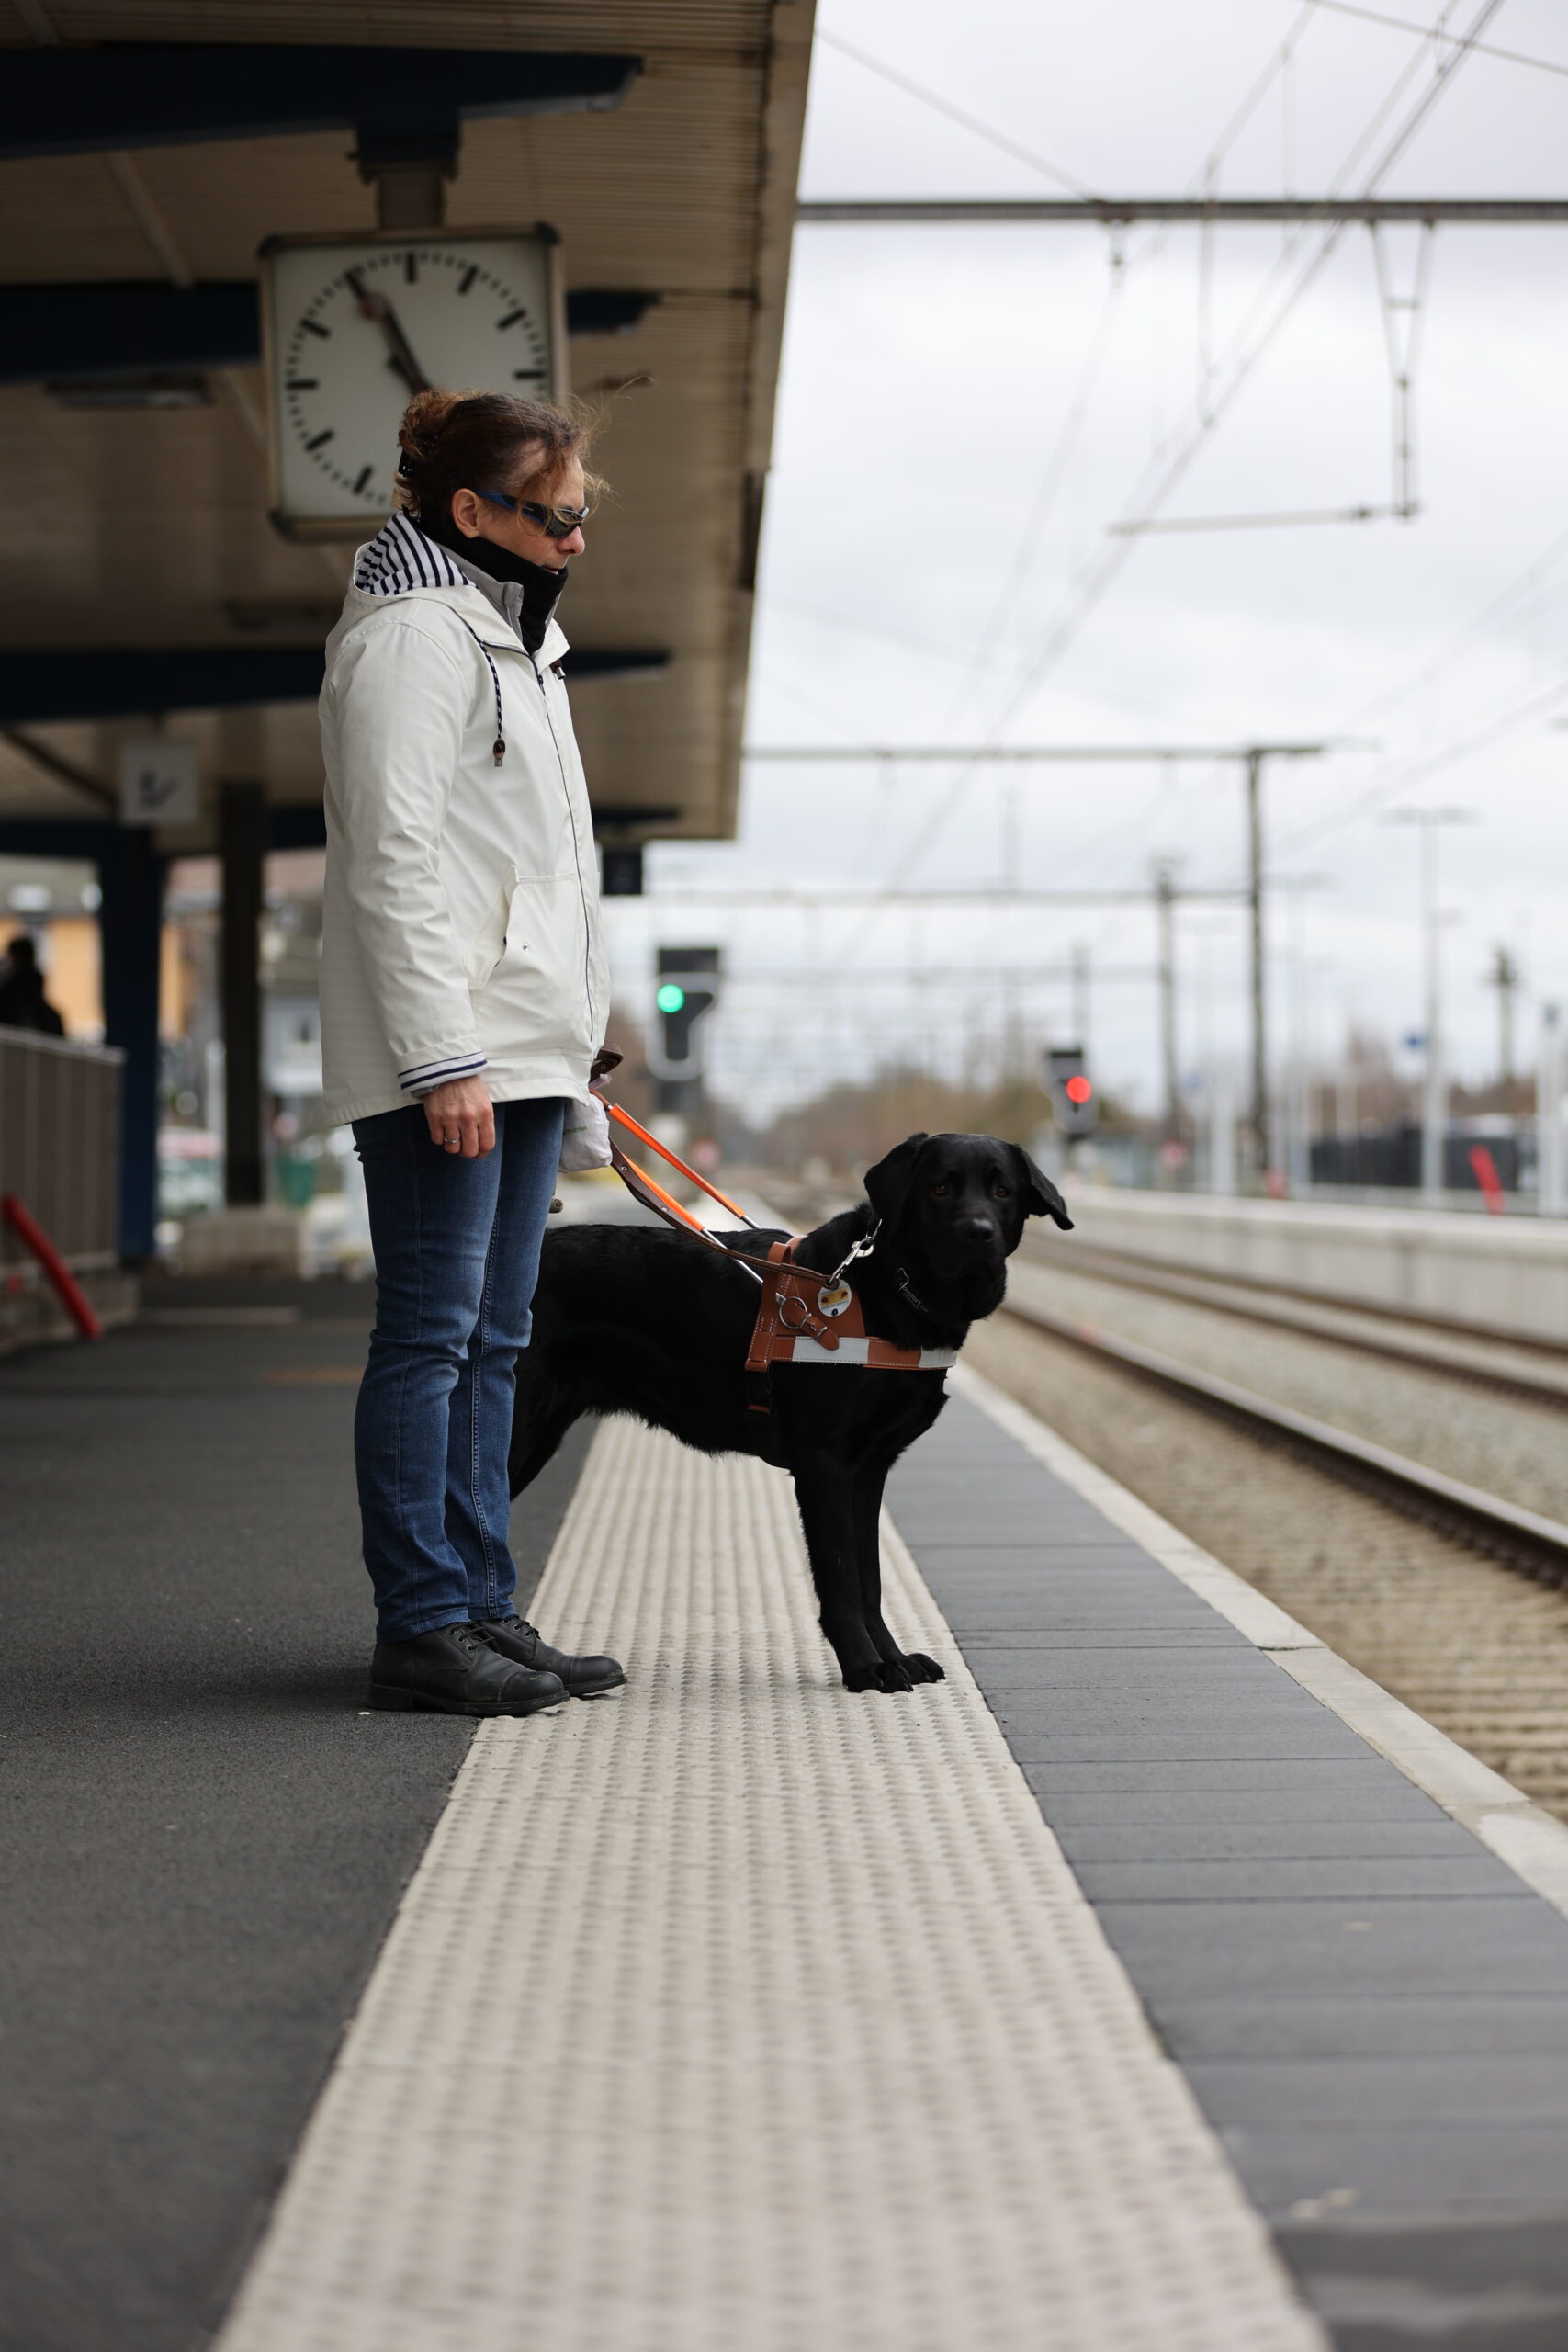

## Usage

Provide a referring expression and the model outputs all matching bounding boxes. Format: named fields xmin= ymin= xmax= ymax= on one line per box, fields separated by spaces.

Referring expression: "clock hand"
xmin=355 ymin=287 xmax=430 ymax=397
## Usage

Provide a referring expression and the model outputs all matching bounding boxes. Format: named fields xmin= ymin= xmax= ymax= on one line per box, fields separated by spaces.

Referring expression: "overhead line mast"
xmin=740 ymin=742 xmax=1337 ymax=1184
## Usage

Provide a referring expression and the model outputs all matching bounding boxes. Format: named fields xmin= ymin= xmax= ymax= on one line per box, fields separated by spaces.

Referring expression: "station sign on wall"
xmin=118 ymin=738 xmax=200 ymax=828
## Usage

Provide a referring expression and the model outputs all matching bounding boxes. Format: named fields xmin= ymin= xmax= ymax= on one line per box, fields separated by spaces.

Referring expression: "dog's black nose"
xmin=963 ymin=1216 xmax=997 ymax=1244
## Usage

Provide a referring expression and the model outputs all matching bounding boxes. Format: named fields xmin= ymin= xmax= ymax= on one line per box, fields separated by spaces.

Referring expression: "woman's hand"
xmin=423 ymin=1076 xmax=496 ymax=1159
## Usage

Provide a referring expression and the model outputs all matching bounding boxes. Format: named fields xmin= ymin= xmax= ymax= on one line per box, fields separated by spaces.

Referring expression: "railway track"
xmin=1000 ymin=1288 xmax=1568 ymax=1595
xmin=754 ymin=1171 xmax=1568 ymax=1820
xmin=1022 ymin=1236 xmax=1568 ymax=1405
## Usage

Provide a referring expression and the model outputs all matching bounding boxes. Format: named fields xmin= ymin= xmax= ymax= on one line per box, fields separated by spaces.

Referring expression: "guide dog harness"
xmin=602 ymin=1103 xmax=959 ymax=1430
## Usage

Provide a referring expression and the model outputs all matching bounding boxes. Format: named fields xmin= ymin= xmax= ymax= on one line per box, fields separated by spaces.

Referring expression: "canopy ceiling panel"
xmin=0 ymin=1 xmax=814 ymax=842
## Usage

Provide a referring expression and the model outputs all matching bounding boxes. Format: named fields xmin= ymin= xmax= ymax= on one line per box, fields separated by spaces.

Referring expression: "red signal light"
xmin=1065 ymin=1074 xmax=1093 ymax=1105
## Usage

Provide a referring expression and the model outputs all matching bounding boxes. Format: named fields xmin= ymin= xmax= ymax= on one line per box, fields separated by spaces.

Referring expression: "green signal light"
xmin=656 ymin=982 xmax=686 ymax=1013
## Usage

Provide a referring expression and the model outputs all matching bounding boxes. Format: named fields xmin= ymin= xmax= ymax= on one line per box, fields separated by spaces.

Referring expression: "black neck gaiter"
xmin=419 ymin=514 xmax=569 ymax=655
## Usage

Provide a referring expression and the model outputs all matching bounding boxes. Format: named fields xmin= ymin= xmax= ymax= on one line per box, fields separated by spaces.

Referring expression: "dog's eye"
xmin=931 ymin=1182 xmax=952 ymax=1198
xmin=991 ymin=1182 xmax=1011 ymax=1200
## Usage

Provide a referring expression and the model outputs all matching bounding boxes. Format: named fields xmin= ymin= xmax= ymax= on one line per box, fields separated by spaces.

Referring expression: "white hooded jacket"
xmin=318 ymin=514 xmax=608 ymax=1126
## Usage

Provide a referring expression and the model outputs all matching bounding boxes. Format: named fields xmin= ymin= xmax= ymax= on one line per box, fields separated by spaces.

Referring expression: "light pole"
xmin=1384 ymin=808 xmax=1475 ymax=1205
xmin=1154 ymin=860 xmax=1181 ymax=1148
xmin=1070 ymin=940 xmax=1090 ymax=1063
xmin=1487 ymin=944 xmax=1521 ymax=1093
xmin=1243 ymin=744 xmax=1333 ymax=1186
xmin=1189 ymin=915 xmax=1237 ymax=1195
xmin=1540 ymin=1003 xmax=1566 ymax=1217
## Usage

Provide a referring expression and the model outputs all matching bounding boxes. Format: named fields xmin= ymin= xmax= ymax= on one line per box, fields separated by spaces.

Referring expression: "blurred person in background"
xmin=318 ymin=389 xmax=625 ymax=1720
xmin=0 ymin=935 xmax=64 ymax=1036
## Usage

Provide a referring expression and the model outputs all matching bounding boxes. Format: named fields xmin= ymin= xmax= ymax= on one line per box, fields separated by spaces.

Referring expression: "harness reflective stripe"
xmin=744 ymin=1238 xmax=957 ymax=1414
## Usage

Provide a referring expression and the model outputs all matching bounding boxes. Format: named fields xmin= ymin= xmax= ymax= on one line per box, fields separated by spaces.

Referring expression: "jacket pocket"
xmin=472 ymin=872 xmax=592 ymax=1059
xmin=463 ymin=866 xmax=518 ymax=989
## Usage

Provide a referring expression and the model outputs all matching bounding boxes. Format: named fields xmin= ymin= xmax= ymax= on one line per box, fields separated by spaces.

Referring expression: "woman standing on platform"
xmin=318 ymin=390 xmax=625 ymax=1717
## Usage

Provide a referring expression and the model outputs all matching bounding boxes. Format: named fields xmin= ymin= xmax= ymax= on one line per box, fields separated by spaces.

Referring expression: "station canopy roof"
xmin=0 ymin=2 xmax=814 ymax=850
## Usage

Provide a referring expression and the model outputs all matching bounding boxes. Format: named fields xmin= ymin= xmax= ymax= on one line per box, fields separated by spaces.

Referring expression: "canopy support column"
xmin=96 ymin=827 xmax=164 ymax=1261
xmin=220 ymin=781 xmax=265 ymax=1208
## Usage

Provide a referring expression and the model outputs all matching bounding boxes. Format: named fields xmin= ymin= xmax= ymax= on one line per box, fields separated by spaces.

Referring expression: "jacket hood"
xmin=353 ymin=512 xmax=469 ymax=596
xmin=336 ymin=514 xmax=569 ymax=663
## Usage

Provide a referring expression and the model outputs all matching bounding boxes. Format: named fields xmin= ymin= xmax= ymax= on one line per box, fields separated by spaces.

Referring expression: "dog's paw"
xmin=900 ymin=1652 xmax=945 ymax=1683
xmin=843 ymin=1657 xmax=914 ymax=1694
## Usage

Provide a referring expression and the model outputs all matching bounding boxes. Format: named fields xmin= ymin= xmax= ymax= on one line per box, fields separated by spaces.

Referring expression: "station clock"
xmin=259 ymin=228 xmax=568 ymax=540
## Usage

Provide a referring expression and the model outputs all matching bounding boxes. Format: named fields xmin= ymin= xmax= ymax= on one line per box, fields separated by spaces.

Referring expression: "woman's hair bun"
xmin=396 ymin=388 xmax=471 ymax=476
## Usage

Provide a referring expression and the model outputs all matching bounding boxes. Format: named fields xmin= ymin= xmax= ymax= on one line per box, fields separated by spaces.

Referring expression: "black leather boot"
xmin=477 ymin=1614 xmax=626 ymax=1699
xmin=368 ymin=1623 xmax=569 ymax=1716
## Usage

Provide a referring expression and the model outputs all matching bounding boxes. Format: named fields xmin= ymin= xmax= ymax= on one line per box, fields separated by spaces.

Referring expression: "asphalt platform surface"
xmin=0 ymin=1278 xmax=592 ymax=2352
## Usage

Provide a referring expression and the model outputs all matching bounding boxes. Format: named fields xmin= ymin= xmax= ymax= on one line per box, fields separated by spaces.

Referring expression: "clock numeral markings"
xmin=282 ymin=252 xmax=549 ymax=505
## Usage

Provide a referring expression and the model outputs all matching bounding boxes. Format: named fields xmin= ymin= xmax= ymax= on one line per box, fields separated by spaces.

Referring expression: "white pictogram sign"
xmin=118 ymin=739 xmax=199 ymax=827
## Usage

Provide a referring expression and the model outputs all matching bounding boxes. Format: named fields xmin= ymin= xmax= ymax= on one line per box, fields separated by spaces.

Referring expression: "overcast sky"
xmin=608 ymin=0 xmax=1568 ymax=1125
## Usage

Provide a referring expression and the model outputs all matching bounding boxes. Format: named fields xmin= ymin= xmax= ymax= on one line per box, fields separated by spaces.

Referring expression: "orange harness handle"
xmin=604 ymin=1103 xmax=753 ymax=1224
xmin=600 ymin=1102 xmax=830 ymax=1292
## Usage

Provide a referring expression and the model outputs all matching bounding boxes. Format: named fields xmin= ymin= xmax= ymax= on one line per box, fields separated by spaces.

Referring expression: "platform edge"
xmin=950 ymin=1360 xmax=1568 ymax=1925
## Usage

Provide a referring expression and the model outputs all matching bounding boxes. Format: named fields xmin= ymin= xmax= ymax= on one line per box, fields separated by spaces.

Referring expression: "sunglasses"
xmin=475 ymin=487 xmax=593 ymax=538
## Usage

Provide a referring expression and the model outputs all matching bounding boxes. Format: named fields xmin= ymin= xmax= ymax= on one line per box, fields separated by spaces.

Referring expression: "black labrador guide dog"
xmin=509 ymin=1131 xmax=1072 ymax=1694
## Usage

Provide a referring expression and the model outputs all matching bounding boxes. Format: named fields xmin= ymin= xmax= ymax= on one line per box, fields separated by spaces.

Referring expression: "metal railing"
xmin=0 ymin=1026 xmax=123 ymax=1272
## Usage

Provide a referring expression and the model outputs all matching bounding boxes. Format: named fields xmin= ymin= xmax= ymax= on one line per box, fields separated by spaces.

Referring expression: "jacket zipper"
xmin=531 ymin=654 xmax=597 ymax=1042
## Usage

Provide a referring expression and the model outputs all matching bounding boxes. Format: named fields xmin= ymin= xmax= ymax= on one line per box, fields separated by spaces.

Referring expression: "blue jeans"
xmin=352 ymin=1096 xmax=566 ymax=1643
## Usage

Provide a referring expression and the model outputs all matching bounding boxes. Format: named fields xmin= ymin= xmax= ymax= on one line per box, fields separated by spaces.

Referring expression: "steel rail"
xmin=1030 ymin=1241 xmax=1568 ymax=1408
xmin=1000 ymin=1294 xmax=1568 ymax=1589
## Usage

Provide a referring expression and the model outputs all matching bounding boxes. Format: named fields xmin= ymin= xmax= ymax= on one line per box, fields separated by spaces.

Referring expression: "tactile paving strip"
xmin=215 ymin=1420 xmax=1325 ymax=2352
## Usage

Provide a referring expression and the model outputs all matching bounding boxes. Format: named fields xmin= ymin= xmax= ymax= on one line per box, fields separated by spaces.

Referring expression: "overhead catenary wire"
xmin=1231 ymin=510 xmax=1568 ymax=872
xmin=1299 ymin=0 xmax=1568 ymax=82
xmin=946 ymin=251 xmax=1130 ymax=717
xmin=996 ymin=0 xmax=1504 ymax=698
xmin=800 ymin=2 xmax=1501 ymax=989
xmin=812 ymin=8 xmax=1327 ymax=743
xmin=813 ymin=26 xmax=1101 ymax=201
xmin=1337 ymin=518 xmax=1568 ymax=735
xmin=766 ymin=596 xmax=1008 ymax=673
xmin=798 ymin=198 xmax=1568 ymax=223
xmin=716 ymin=6 xmax=1553 ymax=1120
xmin=1275 ymin=663 xmax=1568 ymax=858
xmin=805 ymin=5 xmax=1337 ymax=763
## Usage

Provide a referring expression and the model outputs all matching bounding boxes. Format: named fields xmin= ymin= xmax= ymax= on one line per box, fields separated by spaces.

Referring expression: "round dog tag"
xmin=817 ymin=1282 xmax=852 ymax=1317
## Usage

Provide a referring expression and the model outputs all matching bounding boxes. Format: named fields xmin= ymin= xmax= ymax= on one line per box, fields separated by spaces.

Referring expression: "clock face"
xmin=261 ymin=232 xmax=561 ymax=536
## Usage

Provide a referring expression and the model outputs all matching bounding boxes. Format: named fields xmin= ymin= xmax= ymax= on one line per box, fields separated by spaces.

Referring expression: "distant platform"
xmin=1058 ymin=1186 xmax=1568 ymax=1350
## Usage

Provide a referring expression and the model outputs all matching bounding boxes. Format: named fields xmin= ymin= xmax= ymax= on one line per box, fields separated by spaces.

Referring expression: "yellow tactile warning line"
xmin=215 ymin=1419 xmax=1325 ymax=2352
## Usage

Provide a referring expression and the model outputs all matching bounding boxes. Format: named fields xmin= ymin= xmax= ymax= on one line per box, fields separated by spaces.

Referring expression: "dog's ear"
xmin=1009 ymin=1144 xmax=1074 ymax=1230
xmin=864 ymin=1133 xmax=929 ymax=1230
